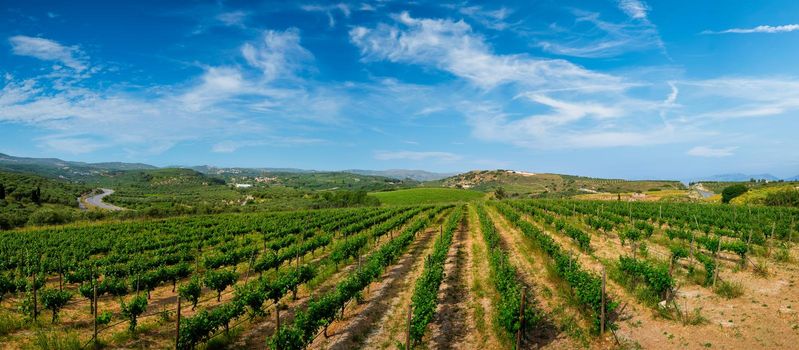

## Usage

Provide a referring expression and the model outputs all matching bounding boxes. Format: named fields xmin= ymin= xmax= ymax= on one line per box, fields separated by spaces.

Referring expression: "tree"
xmin=121 ymin=294 xmax=148 ymax=333
xmin=0 ymin=183 xmax=5 ymax=199
xmin=179 ymin=276 xmax=202 ymax=310
xmin=494 ymin=186 xmax=507 ymax=200
xmin=721 ymin=184 xmax=748 ymax=203
xmin=31 ymin=186 xmax=41 ymax=205
xmin=204 ymin=269 xmax=238 ymax=302
xmin=39 ymin=288 xmax=72 ymax=323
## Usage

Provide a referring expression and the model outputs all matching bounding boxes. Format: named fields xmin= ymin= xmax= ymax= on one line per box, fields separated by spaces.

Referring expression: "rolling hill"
xmin=429 ymin=170 xmax=685 ymax=197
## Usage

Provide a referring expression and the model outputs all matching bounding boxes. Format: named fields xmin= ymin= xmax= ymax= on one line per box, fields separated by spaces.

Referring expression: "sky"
xmin=1 ymin=0 xmax=799 ymax=180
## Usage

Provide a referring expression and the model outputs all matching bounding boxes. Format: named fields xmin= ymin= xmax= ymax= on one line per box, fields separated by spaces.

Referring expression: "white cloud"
xmin=241 ymin=28 xmax=313 ymax=81
xmin=537 ymin=10 xmax=665 ymax=58
xmin=350 ymin=12 xmax=624 ymax=91
xmin=703 ymin=24 xmax=799 ymax=34
xmin=458 ymin=5 xmax=514 ymax=30
xmin=216 ymin=11 xmax=249 ymax=27
xmin=300 ymin=3 xmax=351 ymax=27
xmin=618 ymin=0 xmax=649 ymax=20
xmin=0 ymin=29 xmax=343 ymax=155
xmin=687 ymin=146 xmax=737 ymax=157
xmin=9 ymin=35 xmax=87 ymax=72
xmin=374 ymin=150 xmax=461 ymax=162
xmin=212 ymin=137 xmax=323 ymax=153
xmin=675 ymin=78 xmax=799 ymax=120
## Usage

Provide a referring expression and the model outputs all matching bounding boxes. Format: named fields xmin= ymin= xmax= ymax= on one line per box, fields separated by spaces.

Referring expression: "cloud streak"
xmin=687 ymin=146 xmax=737 ymax=157
xmin=9 ymin=35 xmax=88 ymax=72
xmin=703 ymin=24 xmax=799 ymax=34
xmin=374 ymin=150 xmax=461 ymax=162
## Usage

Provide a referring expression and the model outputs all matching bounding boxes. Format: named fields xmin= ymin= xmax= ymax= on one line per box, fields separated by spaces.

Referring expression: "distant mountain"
xmin=786 ymin=175 xmax=799 ymax=181
xmin=696 ymin=173 xmax=781 ymax=182
xmin=345 ymin=169 xmax=454 ymax=181
xmin=0 ymin=153 xmax=156 ymax=180
xmin=187 ymin=165 xmax=451 ymax=181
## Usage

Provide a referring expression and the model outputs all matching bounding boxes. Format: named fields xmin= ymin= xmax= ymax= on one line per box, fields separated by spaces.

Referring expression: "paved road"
xmin=84 ymin=188 xmax=125 ymax=211
xmin=693 ymin=183 xmax=715 ymax=199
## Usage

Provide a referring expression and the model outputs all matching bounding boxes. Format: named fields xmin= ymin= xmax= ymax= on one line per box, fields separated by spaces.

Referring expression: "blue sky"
xmin=2 ymin=0 xmax=799 ymax=180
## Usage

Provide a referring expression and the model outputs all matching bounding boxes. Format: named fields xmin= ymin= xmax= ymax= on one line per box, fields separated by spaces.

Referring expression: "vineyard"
xmin=1 ymin=199 xmax=799 ymax=349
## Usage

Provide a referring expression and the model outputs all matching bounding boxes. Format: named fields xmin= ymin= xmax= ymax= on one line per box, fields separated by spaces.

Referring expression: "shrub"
xmin=121 ymin=294 xmax=148 ymax=333
xmin=39 ymin=289 xmax=72 ymax=323
xmin=721 ymin=185 xmax=748 ymax=204
xmin=714 ymin=280 xmax=744 ymax=299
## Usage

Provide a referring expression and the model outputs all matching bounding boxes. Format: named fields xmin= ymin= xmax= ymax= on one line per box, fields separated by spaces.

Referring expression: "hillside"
xmin=0 ymin=152 xmax=156 ymax=180
xmin=0 ymin=170 xmax=91 ymax=229
xmin=694 ymin=173 xmax=781 ymax=182
xmin=430 ymin=170 xmax=685 ymax=197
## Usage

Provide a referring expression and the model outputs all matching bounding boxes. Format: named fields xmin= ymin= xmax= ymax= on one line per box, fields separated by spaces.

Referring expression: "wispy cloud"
xmin=216 ymin=10 xmax=249 ymax=27
xmin=374 ymin=150 xmax=461 ymax=162
xmin=702 ymin=24 xmax=799 ymax=34
xmin=687 ymin=146 xmax=737 ymax=157
xmin=350 ymin=12 xmax=624 ymax=91
xmin=300 ymin=3 xmax=351 ymax=27
xmin=457 ymin=5 xmax=515 ymax=30
xmin=241 ymin=28 xmax=314 ymax=81
xmin=351 ymin=12 xmax=682 ymax=150
xmin=618 ymin=0 xmax=649 ymax=20
xmin=0 ymin=29 xmax=342 ymax=155
xmin=537 ymin=12 xmax=664 ymax=58
xmin=212 ymin=137 xmax=323 ymax=153
xmin=9 ymin=35 xmax=88 ymax=72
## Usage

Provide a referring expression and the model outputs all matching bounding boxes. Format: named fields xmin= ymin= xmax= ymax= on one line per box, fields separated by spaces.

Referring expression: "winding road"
xmin=83 ymin=188 xmax=125 ymax=211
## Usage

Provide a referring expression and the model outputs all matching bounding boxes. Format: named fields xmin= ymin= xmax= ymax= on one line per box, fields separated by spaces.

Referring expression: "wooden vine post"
xmin=689 ymin=230 xmax=696 ymax=269
xmin=601 ymin=267 xmax=606 ymax=334
xmin=31 ymin=272 xmax=38 ymax=322
xmin=405 ymin=305 xmax=412 ymax=350
xmin=767 ymin=223 xmax=776 ymax=258
xmin=713 ymin=237 xmax=722 ymax=287
xmin=275 ymin=302 xmax=281 ymax=350
xmin=516 ymin=287 xmax=527 ymax=349
xmin=175 ymin=295 xmax=181 ymax=350
xmin=93 ymin=282 xmax=98 ymax=346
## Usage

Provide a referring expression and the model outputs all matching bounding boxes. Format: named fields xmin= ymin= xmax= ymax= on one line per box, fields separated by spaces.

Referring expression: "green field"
xmin=370 ymin=187 xmax=485 ymax=205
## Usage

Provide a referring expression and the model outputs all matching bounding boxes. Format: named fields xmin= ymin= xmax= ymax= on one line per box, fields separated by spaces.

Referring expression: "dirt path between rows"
xmin=485 ymin=206 xmax=589 ymax=349
xmin=237 ymin=212 xmax=437 ymax=349
xmin=424 ymin=220 xmax=472 ymax=349
xmin=312 ymin=220 xmax=444 ymax=349
xmin=463 ymin=205 xmax=504 ymax=350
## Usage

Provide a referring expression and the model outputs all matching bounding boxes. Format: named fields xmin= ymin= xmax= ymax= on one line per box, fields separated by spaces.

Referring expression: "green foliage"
xmin=312 ymin=190 xmax=380 ymax=208
xmin=714 ymin=280 xmax=744 ymax=299
xmin=370 ymin=188 xmax=484 ymax=206
xmin=721 ymin=184 xmax=748 ymax=203
xmin=204 ymin=269 xmax=238 ymax=301
xmin=179 ymin=276 xmax=202 ymax=310
xmin=695 ymin=253 xmax=716 ymax=286
xmin=618 ymin=256 xmax=674 ymax=299
xmin=0 ymin=170 xmax=89 ymax=229
xmin=267 ymin=207 xmax=447 ymax=349
xmin=476 ymin=204 xmax=541 ymax=341
xmin=763 ymin=189 xmax=799 ymax=207
xmin=39 ymin=288 xmax=72 ymax=323
xmin=0 ymin=313 xmax=23 ymax=337
xmin=409 ymin=207 xmax=464 ymax=342
xmin=121 ymin=294 xmax=148 ymax=333
xmin=494 ymin=201 xmax=617 ymax=333
xmin=96 ymin=310 xmax=113 ymax=326
xmin=32 ymin=330 xmax=82 ymax=350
